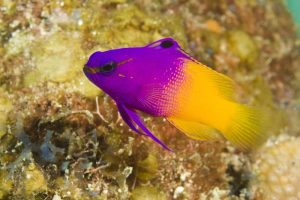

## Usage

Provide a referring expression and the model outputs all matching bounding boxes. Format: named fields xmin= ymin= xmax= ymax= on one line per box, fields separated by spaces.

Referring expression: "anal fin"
xmin=168 ymin=117 xmax=224 ymax=141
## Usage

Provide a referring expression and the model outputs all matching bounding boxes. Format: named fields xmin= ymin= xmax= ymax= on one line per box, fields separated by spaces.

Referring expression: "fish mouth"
xmin=83 ymin=64 xmax=102 ymax=74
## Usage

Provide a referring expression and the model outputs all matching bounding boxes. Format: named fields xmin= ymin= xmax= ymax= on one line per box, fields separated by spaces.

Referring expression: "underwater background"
xmin=0 ymin=0 xmax=300 ymax=199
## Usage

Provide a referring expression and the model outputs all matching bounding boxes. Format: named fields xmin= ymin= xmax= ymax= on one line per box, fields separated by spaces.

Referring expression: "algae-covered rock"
xmin=136 ymin=153 xmax=159 ymax=181
xmin=72 ymin=73 xmax=101 ymax=98
xmin=131 ymin=186 xmax=167 ymax=200
xmin=0 ymin=170 xmax=13 ymax=199
xmin=0 ymin=0 xmax=16 ymax=15
xmin=226 ymin=30 xmax=258 ymax=65
xmin=0 ymin=95 xmax=13 ymax=138
xmin=251 ymin=136 xmax=300 ymax=199
xmin=5 ymin=30 xmax=33 ymax=56
xmin=24 ymin=32 xmax=85 ymax=85
xmin=23 ymin=163 xmax=47 ymax=195
xmin=23 ymin=70 xmax=40 ymax=87
xmin=0 ymin=0 xmax=300 ymax=199
xmin=80 ymin=3 xmax=187 ymax=49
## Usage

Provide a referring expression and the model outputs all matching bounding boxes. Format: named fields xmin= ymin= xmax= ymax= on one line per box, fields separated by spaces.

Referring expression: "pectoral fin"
xmin=117 ymin=103 xmax=172 ymax=151
xmin=168 ymin=117 xmax=224 ymax=141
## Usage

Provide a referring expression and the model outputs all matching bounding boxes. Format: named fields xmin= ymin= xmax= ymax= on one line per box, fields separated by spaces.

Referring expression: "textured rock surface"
xmin=0 ymin=0 xmax=299 ymax=199
xmin=251 ymin=136 xmax=300 ymax=199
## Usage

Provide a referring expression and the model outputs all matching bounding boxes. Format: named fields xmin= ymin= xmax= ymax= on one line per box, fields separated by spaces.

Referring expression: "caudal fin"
xmin=221 ymin=104 xmax=269 ymax=150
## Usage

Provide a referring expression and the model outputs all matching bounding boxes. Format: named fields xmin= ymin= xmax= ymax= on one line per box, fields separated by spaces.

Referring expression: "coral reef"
xmin=251 ymin=135 xmax=300 ymax=199
xmin=0 ymin=0 xmax=299 ymax=199
xmin=0 ymin=93 xmax=12 ymax=138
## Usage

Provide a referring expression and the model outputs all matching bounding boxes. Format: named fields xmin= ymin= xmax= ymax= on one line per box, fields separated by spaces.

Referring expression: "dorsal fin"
xmin=184 ymin=60 xmax=236 ymax=101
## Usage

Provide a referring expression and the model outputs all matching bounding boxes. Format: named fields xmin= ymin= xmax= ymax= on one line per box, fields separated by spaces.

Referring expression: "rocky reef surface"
xmin=0 ymin=0 xmax=300 ymax=199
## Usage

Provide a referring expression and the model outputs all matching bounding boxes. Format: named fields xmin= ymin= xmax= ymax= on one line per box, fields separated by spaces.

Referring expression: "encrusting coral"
xmin=251 ymin=135 xmax=300 ymax=199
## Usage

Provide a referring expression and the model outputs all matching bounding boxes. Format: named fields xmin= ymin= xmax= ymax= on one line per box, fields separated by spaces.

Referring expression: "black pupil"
xmin=160 ymin=40 xmax=173 ymax=48
xmin=101 ymin=61 xmax=116 ymax=72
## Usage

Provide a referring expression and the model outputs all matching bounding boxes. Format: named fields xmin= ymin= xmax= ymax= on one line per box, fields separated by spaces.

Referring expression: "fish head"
xmin=83 ymin=48 xmax=138 ymax=100
xmin=83 ymin=38 xmax=186 ymax=102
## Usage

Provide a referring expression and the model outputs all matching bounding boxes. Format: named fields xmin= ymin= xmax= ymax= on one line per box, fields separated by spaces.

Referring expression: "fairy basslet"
xmin=84 ymin=38 xmax=268 ymax=151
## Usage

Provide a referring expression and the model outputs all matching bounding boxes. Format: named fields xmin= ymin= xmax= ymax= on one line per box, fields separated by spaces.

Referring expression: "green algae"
xmin=22 ymin=163 xmax=47 ymax=195
xmin=226 ymin=30 xmax=258 ymax=65
xmin=80 ymin=3 xmax=187 ymax=49
xmin=0 ymin=170 xmax=13 ymax=199
xmin=73 ymin=74 xmax=101 ymax=98
xmin=131 ymin=186 xmax=167 ymax=200
xmin=136 ymin=153 xmax=159 ymax=181
xmin=0 ymin=94 xmax=12 ymax=138
xmin=0 ymin=0 xmax=16 ymax=15
xmin=24 ymin=32 xmax=85 ymax=85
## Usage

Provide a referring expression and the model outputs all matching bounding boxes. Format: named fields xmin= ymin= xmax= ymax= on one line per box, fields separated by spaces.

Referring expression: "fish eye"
xmin=160 ymin=40 xmax=174 ymax=48
xmin=100 ymin=61 xmax=117 ymax=73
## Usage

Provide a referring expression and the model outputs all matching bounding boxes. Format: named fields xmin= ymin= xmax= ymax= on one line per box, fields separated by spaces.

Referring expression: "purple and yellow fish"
xmin=84 ymin=38 xmax=267 ymax=151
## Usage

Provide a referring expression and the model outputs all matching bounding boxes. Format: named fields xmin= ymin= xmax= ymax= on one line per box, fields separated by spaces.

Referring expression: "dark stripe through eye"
xmin=83 ymin=60 xmax=123 ymax=74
